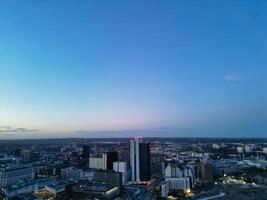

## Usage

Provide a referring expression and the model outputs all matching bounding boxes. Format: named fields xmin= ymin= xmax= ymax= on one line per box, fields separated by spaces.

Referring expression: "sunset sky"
xmin=0 ymin=0 xmax=266 ymax=138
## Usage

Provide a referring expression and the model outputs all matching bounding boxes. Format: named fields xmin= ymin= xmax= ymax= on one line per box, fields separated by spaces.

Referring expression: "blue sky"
xmin=0 ymin=0 xmax=266 ymax=138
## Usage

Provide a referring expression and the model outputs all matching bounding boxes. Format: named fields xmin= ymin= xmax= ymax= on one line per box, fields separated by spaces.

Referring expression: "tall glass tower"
xmin=130 ymin=138 xmax=151 ymax=181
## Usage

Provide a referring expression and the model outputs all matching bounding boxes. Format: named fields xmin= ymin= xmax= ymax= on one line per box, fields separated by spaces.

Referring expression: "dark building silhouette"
xmin=30 ymin=151 xmax=40 ymax=162
xmin=139 ymin=143 xmax=151 ymax=181
xmin=81 ymin=145 xmax=91 ymax=167
xmin=105 ymin=151 xmax=118 ymax=170
xmin=14 ymin=148 xmax=22 ymax=157
xmin=82 ymin=145 xmax=90 ymax=159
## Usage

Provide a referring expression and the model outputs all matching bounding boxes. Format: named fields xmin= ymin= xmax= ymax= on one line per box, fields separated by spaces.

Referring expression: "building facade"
xmin=0 ymin=166 xmax=34 ymax=187
xmin=130 ymin=138 xmax=151 ymax=181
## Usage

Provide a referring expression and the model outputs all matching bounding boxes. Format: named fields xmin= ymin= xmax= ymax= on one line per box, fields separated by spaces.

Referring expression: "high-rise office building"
xmin=198 ymin=162 xmax=213 ymax=182
xmin=82 ymin=145 xmax=90 ymax=159
xmin=116 ymin=147 xmax=130 ymax=167
xmin=150 ymin=153 xmax=164 ymax=178
xmin=81 ymin=145 xmax=90 ymax=167
xmin=130 ymin=138 xmax=151 ymax=181
xmin=104 ymin=151 xmax=118 ymax=170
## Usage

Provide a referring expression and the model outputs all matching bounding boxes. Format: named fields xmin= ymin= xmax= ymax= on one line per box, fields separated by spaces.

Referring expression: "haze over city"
xmin=0 ymin=0 xmax=266 ymax=138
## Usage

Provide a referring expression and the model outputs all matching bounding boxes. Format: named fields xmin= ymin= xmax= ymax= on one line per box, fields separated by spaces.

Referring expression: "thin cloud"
xmin=76 ymin=127 xmax=193 ymax=135
xmin=158 ymin=127 xmax=193 ymax=130
xmin=224 ymin=74 xmax=241 ymax=81
xmin=74 ymin=127 xmax=195 ymax=138
xmin=0 ymin=126 xmax=39 ymax=133
xmin=76 ymin=129 xmax=147 ymax=134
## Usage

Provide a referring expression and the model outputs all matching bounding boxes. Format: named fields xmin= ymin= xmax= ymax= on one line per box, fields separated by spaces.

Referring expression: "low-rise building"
xmin=165 ymin=177 xmax=191 ymax=191
xmin=93 ymin=170 xmax=122 ymax=186
xmin=160 ymin=181 xmax=169 ymax=198
xmin=61 ymin=168 xmax=82 ymax=180
xmin=0 ymin=165 xmax=34 ymax=187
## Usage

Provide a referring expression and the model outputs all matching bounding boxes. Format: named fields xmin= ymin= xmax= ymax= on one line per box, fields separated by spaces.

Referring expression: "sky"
xmin=0 ymin=0 xmax=266 ymax=138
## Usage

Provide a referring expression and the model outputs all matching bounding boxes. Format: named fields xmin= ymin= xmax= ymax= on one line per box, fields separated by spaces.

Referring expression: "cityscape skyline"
xmin=1 ymin=0 xmax=267 ymax=138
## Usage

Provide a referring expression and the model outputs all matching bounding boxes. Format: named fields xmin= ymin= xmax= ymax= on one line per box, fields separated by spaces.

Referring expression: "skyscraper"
xmin=130 ymin=138 xmax=151 ymax=181
xmin=82 ymin=145 xmax=90 ymax=167
xmin=103 ymin=151 xmax=118 ymax=170
xmin=198 ymin=162 xmax=213 ymax=182
xmin=150 ymin=153 xmax=164 ymax=178
xmin=116 ymin=146 xmax=130 ymax=166
xmin=82 ymin=145 xmax=90 ymax=159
